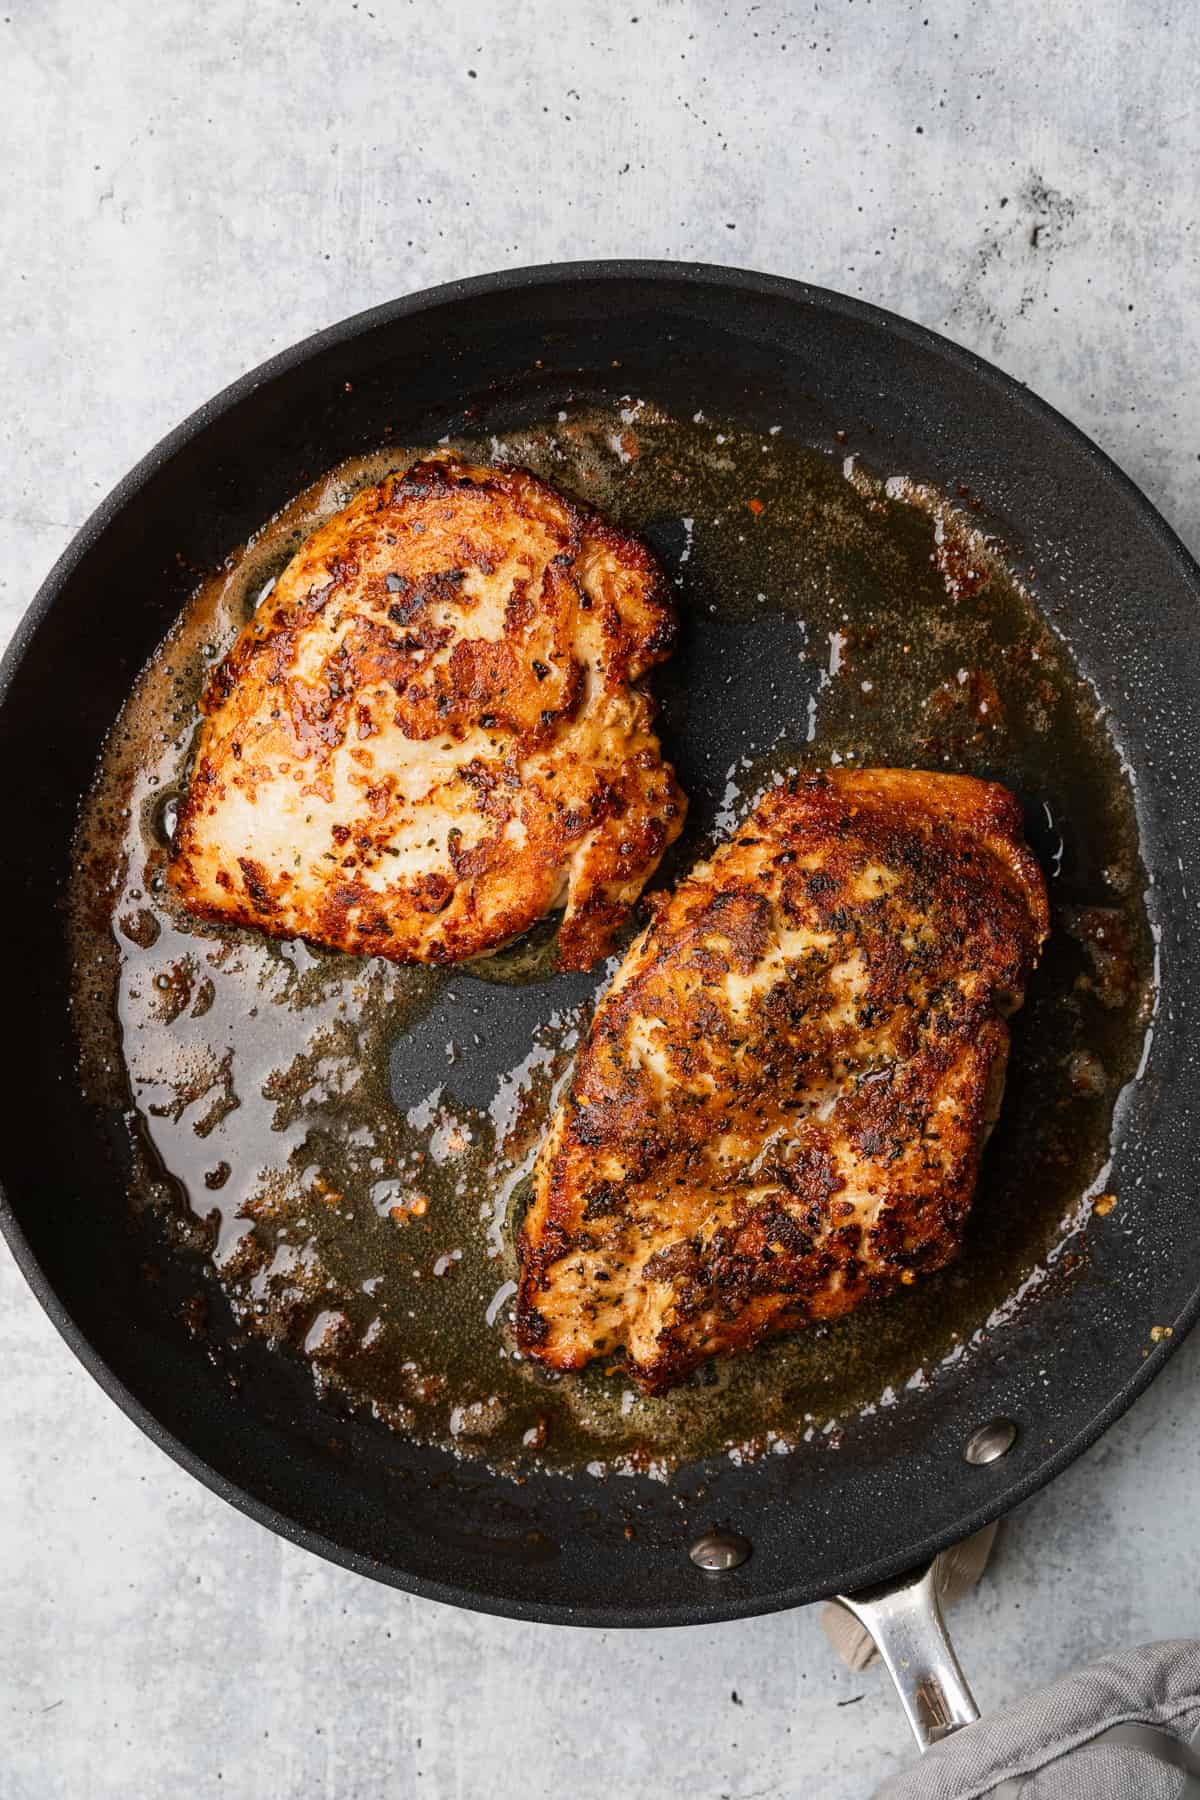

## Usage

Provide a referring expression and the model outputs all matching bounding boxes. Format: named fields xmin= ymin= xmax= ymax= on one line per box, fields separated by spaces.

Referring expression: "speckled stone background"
xmin=3 ymin=3 xmax=1199 ymax=1796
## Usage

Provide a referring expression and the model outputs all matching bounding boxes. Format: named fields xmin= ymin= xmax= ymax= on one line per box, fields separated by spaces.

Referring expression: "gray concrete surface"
xmin=3 ymin=2 xmax=1200 ymax=1794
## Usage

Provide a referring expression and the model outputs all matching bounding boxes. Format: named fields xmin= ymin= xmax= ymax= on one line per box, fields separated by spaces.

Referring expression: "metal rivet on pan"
xmin=963 ymin=1419 xmax=1018 ymax=1466
xmin=689 ymin=1531 xmax=752 ymax=1573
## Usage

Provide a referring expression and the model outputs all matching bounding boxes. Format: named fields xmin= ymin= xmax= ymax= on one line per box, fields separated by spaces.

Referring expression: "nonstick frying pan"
xmin=3 ymin=263 xmax=1199 ymax=1747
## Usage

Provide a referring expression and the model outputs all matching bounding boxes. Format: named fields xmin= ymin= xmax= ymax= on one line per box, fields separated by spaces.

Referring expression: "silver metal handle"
xmin=834 ymin=1559 xmax=980 ymax=1751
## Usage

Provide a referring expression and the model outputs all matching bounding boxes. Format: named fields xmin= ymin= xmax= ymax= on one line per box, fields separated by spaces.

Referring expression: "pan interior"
xmin=68 ymin=396 xmax=1154 ymax=1479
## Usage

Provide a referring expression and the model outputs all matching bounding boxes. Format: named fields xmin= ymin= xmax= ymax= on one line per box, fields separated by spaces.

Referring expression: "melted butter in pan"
xmin=69 ymin=405 xmax=1155 ymax=1475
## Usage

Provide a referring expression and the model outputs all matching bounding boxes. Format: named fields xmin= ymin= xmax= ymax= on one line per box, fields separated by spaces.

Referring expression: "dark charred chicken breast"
xmin=517 ymin=769 xmax=1049 ymax=1391
xmin=170 ymin=457 xmax=684 ymax=969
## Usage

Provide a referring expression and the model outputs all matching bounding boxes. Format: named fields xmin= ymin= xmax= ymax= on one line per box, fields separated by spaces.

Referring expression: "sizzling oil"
xmin=69 ymin=404 xmax=1155 ymax=1476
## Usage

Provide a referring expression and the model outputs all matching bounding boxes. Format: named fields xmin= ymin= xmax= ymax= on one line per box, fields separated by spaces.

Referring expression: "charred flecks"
xmin=521 ymin=1306 xmax=550 ymax=1346
xmin=582 ymin=1182 xmax=626 ymax=1221
xmin=385 ymin=566 xmax=466 ymax=629
xmin=237 ymin=857 xmax=277 ymax=913
xmin=409 ymin=872 xmax=455 ymax=915
xmin=762 ymin=1210 xmax=814 ymax=1256
xmin=642 ymin=1239 xmax=703 ymax=1284
xmin=641 ymin=611 xmax=679 ymax=661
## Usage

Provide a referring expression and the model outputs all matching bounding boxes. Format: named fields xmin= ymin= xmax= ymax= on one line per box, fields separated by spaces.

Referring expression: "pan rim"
xmin=4 ymin=257 xmax=1200 ymax=1628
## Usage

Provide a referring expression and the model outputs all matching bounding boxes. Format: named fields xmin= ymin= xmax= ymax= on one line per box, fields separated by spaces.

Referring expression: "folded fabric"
xmin=875 ymin=1640 xmax=1200 ymax=1798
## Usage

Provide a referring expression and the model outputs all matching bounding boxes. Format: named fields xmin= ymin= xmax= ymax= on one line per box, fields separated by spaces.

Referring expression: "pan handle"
xmin=834 ymin=1559 xmax=980 ymax=1751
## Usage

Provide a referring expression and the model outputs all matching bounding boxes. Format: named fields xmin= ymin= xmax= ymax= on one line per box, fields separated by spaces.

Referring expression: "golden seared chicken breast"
xmin=170 ymin=457 xmax=684 ymax=968
xmin=517 ymin=769 xmax=1049 ymax=1391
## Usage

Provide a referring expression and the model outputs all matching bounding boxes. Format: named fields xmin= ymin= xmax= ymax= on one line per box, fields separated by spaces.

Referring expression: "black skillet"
xmin=3 ymin=266 xmax=1199 ymax=1737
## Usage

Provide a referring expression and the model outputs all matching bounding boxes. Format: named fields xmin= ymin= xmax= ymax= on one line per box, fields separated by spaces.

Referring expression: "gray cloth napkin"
xmin=875 ymin=1640 xmax=1200 ymax=1799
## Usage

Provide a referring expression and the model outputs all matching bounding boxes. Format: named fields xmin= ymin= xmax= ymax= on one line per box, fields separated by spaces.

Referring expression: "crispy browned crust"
xmin=516 ymin=768 xmax=1050 ymax=1392
xmin=169 ymin=456 xmax=685 ymax=969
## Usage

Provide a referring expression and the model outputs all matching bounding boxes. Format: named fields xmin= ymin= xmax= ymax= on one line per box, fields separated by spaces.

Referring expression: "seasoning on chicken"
xmin=517 ymin=768 xmax=1049 ymax=1390
xmin=169 ymin=457 xmax=684 ymax=969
